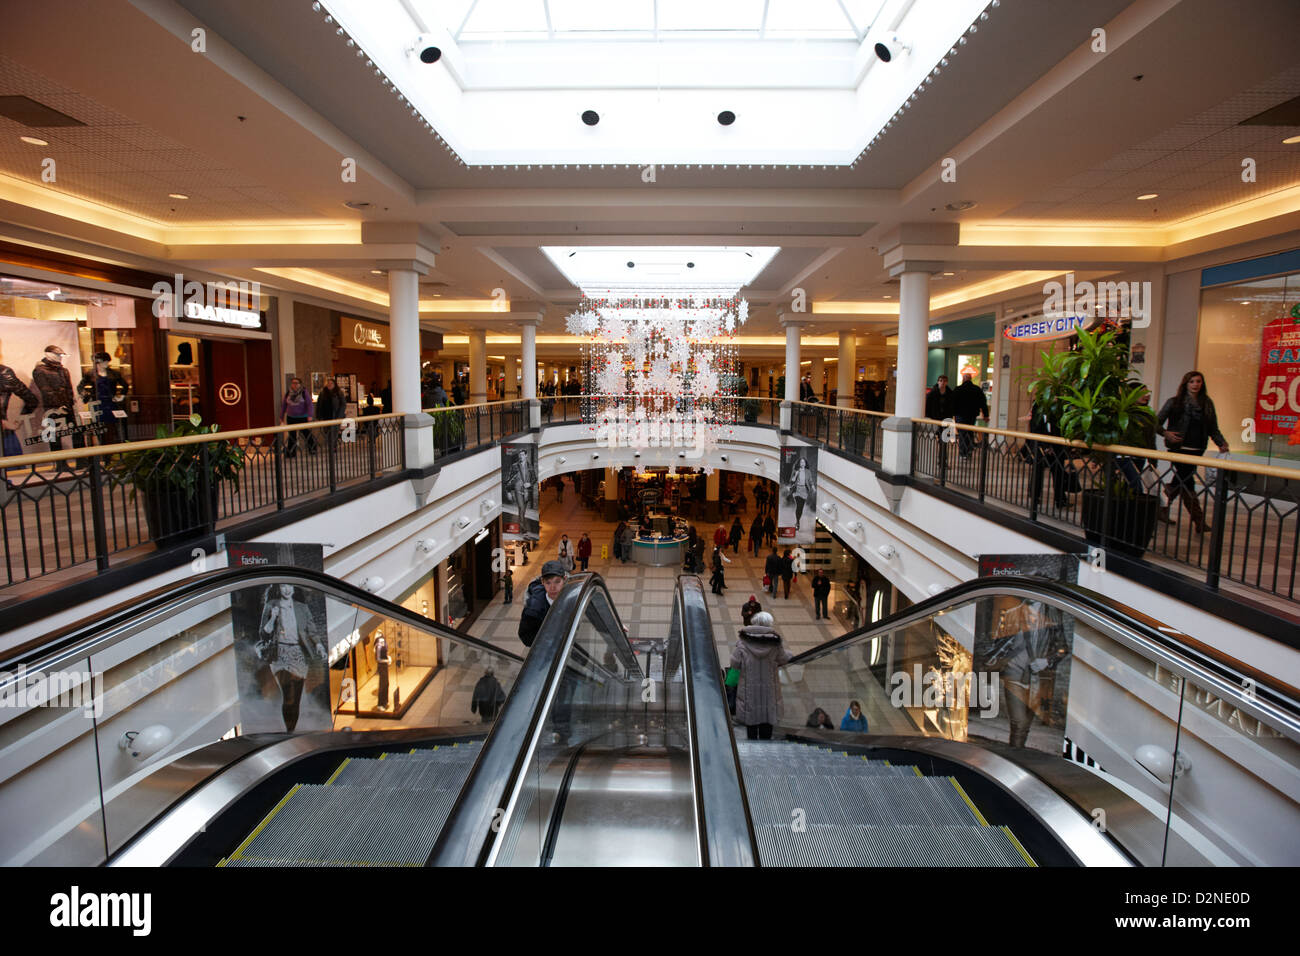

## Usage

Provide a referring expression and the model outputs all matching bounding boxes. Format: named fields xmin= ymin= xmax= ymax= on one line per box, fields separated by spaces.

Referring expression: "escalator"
xmin=4 ymin=564 xmax=1295 ymax=867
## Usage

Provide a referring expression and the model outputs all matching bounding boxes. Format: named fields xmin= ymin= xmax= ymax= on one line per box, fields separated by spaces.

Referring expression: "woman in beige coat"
xmin=729 ymin=611 xmax=793 ymax=740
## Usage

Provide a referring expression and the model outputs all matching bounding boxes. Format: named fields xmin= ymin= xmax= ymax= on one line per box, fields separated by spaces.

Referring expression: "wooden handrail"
xmin=790 ymin=400 xmax=891 ymax=419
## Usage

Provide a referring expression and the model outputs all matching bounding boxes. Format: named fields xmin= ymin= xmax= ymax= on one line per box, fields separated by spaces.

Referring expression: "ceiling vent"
xmin=0 ymin=96 xmax=86 ymax=127
xmin=1240 ymin=95 xmax=1300 ymax=126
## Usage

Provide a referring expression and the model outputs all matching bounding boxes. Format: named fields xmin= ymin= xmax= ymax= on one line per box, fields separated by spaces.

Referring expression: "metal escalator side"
xmin=0 ymin=565 xmax=525 ymax=867
xmin=775 ymin=575 xmax=1300 ymax=867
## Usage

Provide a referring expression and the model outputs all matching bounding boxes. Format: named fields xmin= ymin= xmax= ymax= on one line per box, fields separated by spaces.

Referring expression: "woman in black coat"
xmin=1155 ymin=370 xmax=1228 ymax=533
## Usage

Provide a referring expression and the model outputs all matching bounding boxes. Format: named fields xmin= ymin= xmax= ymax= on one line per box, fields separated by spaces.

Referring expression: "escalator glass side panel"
xmin=0 ymin=569 xmax=522 ymax=866
xmin=778 ymin=584 xmax=1300 ymax=866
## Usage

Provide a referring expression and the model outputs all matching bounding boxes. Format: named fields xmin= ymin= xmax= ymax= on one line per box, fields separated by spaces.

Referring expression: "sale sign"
xmin=1255 ymin=309 xmax=1300 ymax=436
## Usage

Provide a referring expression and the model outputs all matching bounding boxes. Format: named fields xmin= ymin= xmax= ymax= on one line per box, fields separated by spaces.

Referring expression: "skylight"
xmin=541 ymin=245 xmax=779 ymax=293
xmin=317 ymin=0 xmax=995 ymax=165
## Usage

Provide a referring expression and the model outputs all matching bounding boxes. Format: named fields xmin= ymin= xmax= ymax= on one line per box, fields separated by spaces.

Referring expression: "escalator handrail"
xmin=676 ymin=575 xmax=760 ymax=867
xmin=0 ymin=564 xmax=524 ymax=681
xmin=789 ymin=574 xmax=1300 ymax=733
xmin=427 ymin=571 xmax=631 ymax=866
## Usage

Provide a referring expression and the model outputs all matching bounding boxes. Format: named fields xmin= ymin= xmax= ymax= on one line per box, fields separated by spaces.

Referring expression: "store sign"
xmin=1255 ymin=311 xmax=1300 ymax=436
xmin=345 ymin=318 xmax=388 ymax=351
xmin=182 ymin=300 xmax=261 ymax=329
xmin=928 ymin=328 xmax=943 ymax=343
xmin=151 ymin=275 xmax=265 ymax=330
xmin=1003 ymin=314 xmax=1096 ymax=343
xmin=218 ymin=382 xmax=242 ymax=406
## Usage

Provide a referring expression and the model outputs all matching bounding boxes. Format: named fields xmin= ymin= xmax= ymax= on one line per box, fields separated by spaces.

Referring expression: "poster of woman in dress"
xmin=500 ymin=442 xmax=539 ymax=540
xmin=778 ymin=446 xmax=818 ymax=545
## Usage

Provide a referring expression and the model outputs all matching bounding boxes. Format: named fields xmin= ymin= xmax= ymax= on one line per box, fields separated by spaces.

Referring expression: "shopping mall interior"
xmin=0 ymin=0 xmax=1297 ymax=887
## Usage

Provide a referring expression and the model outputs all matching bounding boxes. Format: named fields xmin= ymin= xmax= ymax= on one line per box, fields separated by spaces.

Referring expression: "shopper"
xmin=518 ymin=560 xmax=568 ymax=647
xmin=806 ymin=707 xmax=834 ymax=730
xmin=280 ymin=376 xmax=315 ymax=457
xmin=811 ymin=569 xmax=831 ymax=620
xmin=925 ymin=375 xmax=955 ymax=421
xmin=1029 ymin=400 xmax=1069 ymax=510
xmin=728 ymin=516 xmax=744 ymax=554
xmin=840 ymin=700 xmax=869 ymax=733
xmin=729 ymin=611 xmax=793 ymax=740
xmin=709 ymin=545 xmax=731 ymax=594
xmin=748 ymin=514 xmax=764 ymax=556
xmin=1156 ymin=370 xmax=1229 ymax=534
xmin=764 ymin=547 xmax=782 ymax=598
xmin=557 ymin=534 xmax=576 ymax=572
xmin=779 ymin=549 xmax=795 ymax=600
xmin=577 ymin=532 xmax=592 ymax=571
xmin=554 ymin=474 xmax=565 ymax=503
xmin=620 ymin=522 xmax=634 ymax=564
xmin=613 ymin=521 xmax=627 ymax=562
xmin=741 ymin=594 xmax=762 ymax=626
xmin=470 ymin=668 xmax=506 ymax=723
xmin=952 ymin=373 xmax=988 ymax=458
xmin=502 ymin=565 xmax=513 ymax=605
xmin=762 ymin=513 xmax=777 ymax=549
xmin=754 ymin=481 xmax=768 ymax=517
xmin=315 ymin=376 xmax=346 ymax=421
xmin=713 ymin=524 xmax=728 ymax=551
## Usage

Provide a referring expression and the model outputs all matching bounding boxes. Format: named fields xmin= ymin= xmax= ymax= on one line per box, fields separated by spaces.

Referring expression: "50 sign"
xmin=1255 ymin=308 xmax=1300 ymax=437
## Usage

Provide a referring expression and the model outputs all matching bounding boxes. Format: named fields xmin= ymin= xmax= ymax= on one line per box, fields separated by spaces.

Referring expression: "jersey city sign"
xmin=1003 ymin=313 xmax=1098 ymax=343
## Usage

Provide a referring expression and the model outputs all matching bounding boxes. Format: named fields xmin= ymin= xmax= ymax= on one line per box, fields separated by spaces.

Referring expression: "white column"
xmin=508 ymin=354 xmax=521 ymax=399
xmin=387 ymin=268 xmax=421 ymax=415
xmin=521 ymin=320 xmax=539 ymax=427
xmin=784 ymin=322 xmax=801 ymax=403
xmin=810 ymin=355 xmax=825 ymax=402
xmin=276 ymin=294 xmax=297 ymax=382
xmin=896 ymin=270 xmax=931 ymax=419
xmin=468 ymin=328 xmax=487 ymax=405
xmin=837 ymin=331 xmax=857 ymax=408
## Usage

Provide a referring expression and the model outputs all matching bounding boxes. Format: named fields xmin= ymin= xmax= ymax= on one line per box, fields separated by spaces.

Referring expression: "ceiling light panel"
xmin=541 ymin=245 xmax=779 ymax=292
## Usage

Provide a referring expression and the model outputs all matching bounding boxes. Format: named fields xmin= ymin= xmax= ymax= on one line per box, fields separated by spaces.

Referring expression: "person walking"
xmin=554 ymin=474 xmax=565 ymax=503
xmin=709 ymin=545 xmax=731 ymax=594
xmin=925 ymin=375 xmax=955 ymax=421
xmin=840 ymin=700 xmax=868 ymax=733
xmin=502 ymin=565 xmax=513 ymax=605
xmin=577 ymin=532 xmax=592 ymax=571
xmin=557 ymin=534 xmax=576 ymax=572
xmin=713 ymin=524 xmax=728 ymax=552
xmin=280 ymin=375 xmax=315 ymax=457
xmin=315 ymin=376 xmax=346 ymax=421
xmin=748 ymin=513 xmax=764 ymax=556
xmin=764 ymin=547 xmax=782 ymax=599
xmin=620 ymin=521 xmax=634 ymax=564
xmin=741 ymin=594 xmax=762 ymax=626
xmin=779 ymin=548 xmax=795 ymax=600
xmin=1156 ymin=370 xmax=1229 ymax=534
xmin=729 ymin=611 xmax=793 ymax=740
xmin=613 ymin=521 xmax=627 ymax=563
xmin=470 ymin=668 xmax=506 ymax=723
xmin=811 ymin=569 xmax=831 ymax=620
xmin=952 ymin=373 xmax=989 ymax=459
xmin=762 ymin=512 xmax=777 ymax=549
xmin=754 ymin=481 xmax=768 ymax=517
xmin=518 ymin=560 xmax=568 ymax=647
xmin=728 ymin=517 xmax=744 ymax=554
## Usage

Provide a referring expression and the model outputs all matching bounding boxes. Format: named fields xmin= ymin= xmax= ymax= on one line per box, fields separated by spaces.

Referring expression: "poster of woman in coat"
xmin=778 ymin=447 xmax=818 ymax=545
xmin=227 ymin=542 xmax=333 ymax=733
xmin=500 ymin=442 xmax=539 ymax=540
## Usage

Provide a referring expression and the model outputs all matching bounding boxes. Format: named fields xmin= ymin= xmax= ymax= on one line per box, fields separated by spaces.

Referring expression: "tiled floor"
xmin=469 ymin=478 xmax=848 ymax=663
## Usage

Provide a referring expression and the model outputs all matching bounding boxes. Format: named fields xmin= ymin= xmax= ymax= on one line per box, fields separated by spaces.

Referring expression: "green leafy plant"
xmin=838 ymin=412 xmax=872 ymax=453
xmin=109 ymin=413 xmax=245 ymax=497
xmin=428 ymin=403 xmax=466 ymax=450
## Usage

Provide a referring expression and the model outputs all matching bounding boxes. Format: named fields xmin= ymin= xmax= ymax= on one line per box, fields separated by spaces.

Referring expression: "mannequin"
xmin=0 ymin=341 xmax=38 ymax=459
xmin=32 ymin=344 xmax=82 ymax=466
xmin=374 ymin=629 xmax=390 ymax=711
xmin=78 ymin=351 xmax=129 ymax=445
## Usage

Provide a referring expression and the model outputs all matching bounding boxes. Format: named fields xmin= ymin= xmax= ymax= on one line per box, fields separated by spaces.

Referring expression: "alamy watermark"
xmin=890 ymin=664 xmax=999 ymax=718
xmin=0 ymin=665 xmax=102 ymax=718
xmin=151 ymin=274 xmax=263 ymax=329
xmin=1042 ymin=272 xmax=1152 ymax=328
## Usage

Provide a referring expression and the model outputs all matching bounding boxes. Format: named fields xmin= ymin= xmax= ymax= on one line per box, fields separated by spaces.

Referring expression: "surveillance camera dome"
xmin=873 ymin=33 xmax=910 ymax=63
xmin=120 ymin=725 xmax=173 ymax=760
xmin=412 ymin=34 xmax=442 ymax=63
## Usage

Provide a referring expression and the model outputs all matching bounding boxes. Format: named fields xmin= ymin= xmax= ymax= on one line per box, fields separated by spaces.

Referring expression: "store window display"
xmin=78 ymin=351 xmax=129 ymax=444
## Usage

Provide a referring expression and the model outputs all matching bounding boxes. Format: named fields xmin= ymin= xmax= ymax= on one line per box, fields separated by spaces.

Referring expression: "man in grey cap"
xmin=517 ymin=559 xmax=568 ymax=648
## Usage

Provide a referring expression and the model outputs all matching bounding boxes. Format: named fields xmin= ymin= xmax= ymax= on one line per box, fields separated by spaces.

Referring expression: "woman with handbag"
xmin=1156 ymin=371 xmax=1229 ymax=533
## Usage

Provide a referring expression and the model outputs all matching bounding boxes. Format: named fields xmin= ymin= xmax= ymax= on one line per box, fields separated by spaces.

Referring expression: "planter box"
xmin=141 ymin=481 xmax=218 ymax=549
xmin=1080 ymin=489 xmax=1161 ymax=558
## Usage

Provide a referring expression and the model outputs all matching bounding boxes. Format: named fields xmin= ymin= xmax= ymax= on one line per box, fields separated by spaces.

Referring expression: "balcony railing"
xmin=537 ymin=394 xmax=781 ymax=429
xmin=790 ymin=401 xmax=888 ymax=464
xmin=423 ymin=400 xmax=529 ymax=460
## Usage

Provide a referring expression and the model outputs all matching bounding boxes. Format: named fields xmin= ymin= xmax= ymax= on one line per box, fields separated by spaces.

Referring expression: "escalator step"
xmin=754 ymin=823 xmax=1033 ymax=867
xmin=228 ymin=785 xmax=459 ymax=866
xmin=743 ymin=775 xmax=979 ymax=827
xmin=330 ymin=756 xmax=476 ymax=791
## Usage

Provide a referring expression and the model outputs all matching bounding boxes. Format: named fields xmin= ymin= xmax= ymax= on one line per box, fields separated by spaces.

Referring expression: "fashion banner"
xmin=227 ymin=542 xmax=331 ymax=734
xmin=971 ymin=554 xmax=1077 ymax=755
xmin=500 ymin=442 xmax=539 ymax=540
xmin=1255 ymin=311 xmax=1300 ymax=436
xmin=778 ymin=446 xmax=818 ymax=545
xmin=0 ymin=315 xmax=84 ymax=452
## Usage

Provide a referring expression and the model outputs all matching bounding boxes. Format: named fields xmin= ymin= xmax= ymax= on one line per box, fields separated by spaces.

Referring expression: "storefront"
xmin=1195 ymin=249 xmax=1300 ymax=466
xmin=438 ymin=523 xmax=501 ymax=631
xmin=333 ymin=315 xmax=391 ymax=413
xmin=927 ymin=312 xmax=996 ymax=396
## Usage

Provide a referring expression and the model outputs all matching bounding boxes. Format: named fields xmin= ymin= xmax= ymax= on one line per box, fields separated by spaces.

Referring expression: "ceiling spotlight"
xmin=873 ymin=34 xmax=911 ymax=63
xmin=20 ymin=136 xmax=48 ymax=146
xmin=717 ymin=110 xmax=736 ymax=126
xmin=634 ymin=452 xmax=641 ymax=458
xmin=581 ymin=110 xmax=600 ymax=126
xmin=591 ymin=452 xmax=599 ymax=459
xmin=1137 ymin=193 xmax=1158 ymax=200
xmin=370 ymin=269 xmax=384 ymax=275
xmin=719 ymin=455 xmax=727 ymax=462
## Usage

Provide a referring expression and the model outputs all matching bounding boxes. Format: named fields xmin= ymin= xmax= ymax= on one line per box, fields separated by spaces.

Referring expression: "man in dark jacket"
xmin=518 ymin=560 xmax=568 ymax=648
xmin=779 ymin=549 xmax=795 ymax=599
xmin=1029 ymin=401 xmax=1070 ymax=510
xmin=925 ymin=375 xmax=955 ymax=421
xmin=470 ymin=668 xmax=506 ymax=723
xmin=764 ymin=548 xmax=782 ymax=598
xmin=741 ymin=595 xmax=762 ymax=626
xmin=762 ymin=513 xmax=777 ymax=548
xmin=811 ymin=570 xmax=831 ymax=620
xmin=951 ymin=373 xmax=988 ymax=458
xmin=748 ymin=514 xmax=764 ymax=556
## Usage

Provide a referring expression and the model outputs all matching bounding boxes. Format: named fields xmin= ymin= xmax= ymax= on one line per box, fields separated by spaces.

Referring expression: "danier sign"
xmin=343 ymin=317 xmax=388 ymax=351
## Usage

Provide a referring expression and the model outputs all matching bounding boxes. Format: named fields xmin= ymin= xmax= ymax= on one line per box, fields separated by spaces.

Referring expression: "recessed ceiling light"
xmin=344 ymin=200 xmax=371 ymax=209
xmin=19 ymin=136 xmax=47 ymax=146
xmin=370 ymin=269 xmax=383 ymax=275
xmin=168 ymin=193 xmax=188 ymax=200
xmin=1137 ymin=193 xmax=1158 ymax=200
xmin=1283 ymin=135 xmax=1300 ymax=145
xmin=942 ymin=272 xmax=955 ymax=276
xmin=945 ymin=200 xmax=976 ymax=211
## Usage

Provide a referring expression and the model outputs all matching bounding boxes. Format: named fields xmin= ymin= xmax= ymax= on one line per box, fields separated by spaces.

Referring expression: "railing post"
xmin=938 ymin=428 xmax=948 ymax=487
xmin=368 ymin=419 xmax=378 ymax=479
xmin=977 ymin=428 xmax=988 ymax=503
xmin=87 ymin=455 xmax=110 ymax=572
xmin=476 ymin=407 xmax=482 ymax=447
xmin=273 ymin=434 xmax=285 ymax=510
xmin=327 ymin=426 xmax=337 ymax=493
xmin=1028 ymin=441 xmax=1040 ymax=522
xmin=198 ymin=442 xmax=215 ymax=533
xmin=398 ymin=416 xmax=408 ymax=470
xmin=1099 ymin=456 xmax=1115 ymax=551
xmin=1206 ymin=467 xmax=1230 ymax=590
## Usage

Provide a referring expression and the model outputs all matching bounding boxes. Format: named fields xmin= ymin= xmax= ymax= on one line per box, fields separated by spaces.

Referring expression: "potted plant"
xmin=1027 ymin=327 xmax=1159 ymax=557
xmin=429 ymin=402 xmax=465 ymax=454
xmin=110 ymin=413 xmax=245 ymax=548
xmin=838 ymin=412 xmax=872 ymax=456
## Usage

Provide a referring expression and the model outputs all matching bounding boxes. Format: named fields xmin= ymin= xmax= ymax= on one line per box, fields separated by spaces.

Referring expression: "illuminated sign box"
xmin=341 ymin=317 xmax=389 ymax=351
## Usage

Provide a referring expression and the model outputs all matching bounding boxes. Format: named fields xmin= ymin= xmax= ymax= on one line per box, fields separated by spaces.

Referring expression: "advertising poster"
xmin=1254 ymin=309 xmax=1300 ymax=436
xmin=500 ymin=442 xmax=539 ymax=540
xmin=970 ymin=554 xmax=1077 ymax=754
xmin=778 ymin=445 xmax=818 ymax=545
xmin=227 ymin=542 xmax=331 ymax=734
xmin=0 ymin=315 xmax=87 ymax=453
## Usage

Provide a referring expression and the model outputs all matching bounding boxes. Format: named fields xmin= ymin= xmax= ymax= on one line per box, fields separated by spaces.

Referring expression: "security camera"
xmin=847 ymin=521 xmax=863 ymax=534
xmin=480 ymin=499 xmax=496 ymax=514
xmin=678 ymin=452 xmax=686 ymax=459
xmin=362 ymin=576 xmax=385 ymax=592
xmin=753 ymin=458 xmax=762 ymax=467
xmin=557 ymin=456 xmax=567 ymax=465
xmin=634 ymin=452 xmax=641 ymax=458
xmin=591 ymin=453 xmax=599 ymax=459
xmin=410 ymin=34 xmax=442 ymax=63
xmin=456 ymin=516 xmax=471 ymax=530
xmin=877 ymin=544 xmax=896 ymax=559
xmin=719 ymin=455 xmax=727 ymax=462
xmin=119 ymin=725 xmax=173 ymax=760
xmin=417 ymin=538 xmax=437 ymax=554
xmin=1135 ymin=744 xmax=1191 ymax=784
xmin=820 ymin=502 xmax=836 ymax=514
xmin=873 ymin=33 xmax=910 ymax=63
